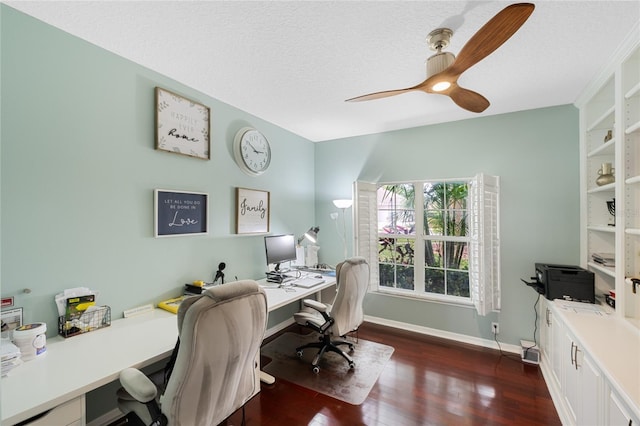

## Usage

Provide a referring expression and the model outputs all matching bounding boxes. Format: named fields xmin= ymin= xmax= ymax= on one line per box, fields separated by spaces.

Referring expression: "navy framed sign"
xmin=154 ymin=189 xmax=208 ymax=237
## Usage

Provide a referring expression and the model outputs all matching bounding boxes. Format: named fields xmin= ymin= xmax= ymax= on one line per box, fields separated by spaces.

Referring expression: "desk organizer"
xmin=58 ymin=305 xmax=111 ymax=338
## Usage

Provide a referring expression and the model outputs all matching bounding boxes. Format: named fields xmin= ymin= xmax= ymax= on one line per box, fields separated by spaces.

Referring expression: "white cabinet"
xmin=609 ymin=390 xmax=640 ymax=426
xmin=539 ymin=298 xmax=564 ymax=402
xmin=538 ymin=301 xmax=639 ymax=426
xmin=539 ymin=298 xmax=552 ymax=362
xmin=550 ymin=304 xmax=564 ymax=390
xmin=561 ymin=328 xmax=602 ymax=425
xmin=21 ymin=395 xmax=85 ymax=426
xmin=577 ymin=24 xmax=640 ymax=328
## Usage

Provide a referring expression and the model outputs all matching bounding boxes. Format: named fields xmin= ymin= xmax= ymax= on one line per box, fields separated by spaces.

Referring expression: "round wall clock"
xmin=233 ymin=127 xmax=271 ymax=176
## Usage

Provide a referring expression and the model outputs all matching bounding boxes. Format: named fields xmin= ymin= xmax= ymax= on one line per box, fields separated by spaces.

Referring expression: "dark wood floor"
xmin=226 ymin=322 xmax=561 ymax=426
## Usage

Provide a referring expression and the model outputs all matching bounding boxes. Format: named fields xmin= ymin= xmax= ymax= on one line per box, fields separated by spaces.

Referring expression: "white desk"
xmin=259 ymin=275 xmax=336 ymax=312
xmin=1 ymin=275 xmax=336 ymax=425
xmin=1 ymin=309 xmax=177 ymax=425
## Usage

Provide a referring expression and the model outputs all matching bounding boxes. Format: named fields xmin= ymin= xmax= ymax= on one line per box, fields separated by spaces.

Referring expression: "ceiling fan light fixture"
xmin=426 ymin=51 xmax=455 ymax=78
xmin=432 ymin=81 xmax=451 ymax=92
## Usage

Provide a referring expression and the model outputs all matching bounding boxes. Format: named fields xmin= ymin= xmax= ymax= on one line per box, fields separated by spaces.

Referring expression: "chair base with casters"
xmin=292 ymin=257 xmax=369 ymax=374
xmin=295 ymin=331 xmax=356 ymax=374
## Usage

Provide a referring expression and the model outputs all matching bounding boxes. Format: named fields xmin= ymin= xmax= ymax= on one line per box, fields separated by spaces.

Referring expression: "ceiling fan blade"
xmin=446 ymin=85 xmax=490 ymax=113
xmin=345 ymin=86 xmax=422 ymax=102
xmin=449 ymin=3 xmax=535 ymax=76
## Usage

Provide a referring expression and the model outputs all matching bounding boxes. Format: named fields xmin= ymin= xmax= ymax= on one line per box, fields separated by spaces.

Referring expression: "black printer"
xmin=535 ymin=263 xmax=595 ymax=303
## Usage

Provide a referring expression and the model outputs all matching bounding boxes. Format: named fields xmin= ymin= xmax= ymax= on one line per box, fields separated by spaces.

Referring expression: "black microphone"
xmin=213 ymin=262 xmax=226 ymax=284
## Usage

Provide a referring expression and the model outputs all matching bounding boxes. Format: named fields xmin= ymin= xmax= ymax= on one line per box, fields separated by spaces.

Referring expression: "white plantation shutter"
xmin=469 ymin=173 xmax=501 ymax=316
xmin=354 ymin=181 xmax=378 ymax=291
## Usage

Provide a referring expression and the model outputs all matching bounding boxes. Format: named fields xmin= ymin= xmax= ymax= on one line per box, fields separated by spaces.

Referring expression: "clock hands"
xmin=247 ymin=142 xmax=264 ymax=155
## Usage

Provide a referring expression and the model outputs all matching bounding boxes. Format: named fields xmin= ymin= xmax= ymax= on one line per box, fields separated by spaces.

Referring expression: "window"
xmin=354 ymin=174 xmax=500 ymax=315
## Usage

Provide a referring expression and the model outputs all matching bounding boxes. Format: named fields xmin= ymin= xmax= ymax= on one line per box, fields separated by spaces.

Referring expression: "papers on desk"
xmin=1 ymin=341 xmax=22 ymax=376
xmin=292 ymin=276 xmax=325 ymax=288
xmin=555 ymin=299 xmax=607 ymax=315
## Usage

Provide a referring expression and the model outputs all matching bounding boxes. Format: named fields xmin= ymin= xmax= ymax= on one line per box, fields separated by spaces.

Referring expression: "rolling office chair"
xmin=293 ymin=257 xmax=369 ymax=373
xmin=117 ymin=280 xmax=267 ymax=426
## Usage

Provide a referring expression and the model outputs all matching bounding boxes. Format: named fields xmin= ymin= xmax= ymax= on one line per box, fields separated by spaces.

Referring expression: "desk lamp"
xmin=298 ymin=226 xmax=319 ymax=245
xmin=297 ymin=226 xmax=320 ymax=267
xmin=332 ymin=199 xmax=353 ymax=259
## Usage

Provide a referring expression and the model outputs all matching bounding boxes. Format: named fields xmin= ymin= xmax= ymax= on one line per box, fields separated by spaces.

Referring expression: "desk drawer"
xmin=20 ymin=395 xmax=85 ymax=426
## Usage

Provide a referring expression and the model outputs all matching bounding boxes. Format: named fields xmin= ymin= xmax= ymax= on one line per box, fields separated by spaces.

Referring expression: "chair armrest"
xmin=303 ymin=299 xmax=327 ymax=313
xmin=119 ymin=368 xmax=158 ymax=403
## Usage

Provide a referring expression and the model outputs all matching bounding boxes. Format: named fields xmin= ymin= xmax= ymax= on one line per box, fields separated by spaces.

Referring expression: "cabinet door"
xmin=563 ymin=330 xmax=580 ymax=424
xmin=563 ymin=329 xmax=603 ymax=426
xmin=540 ymin=299 xmax=552 ymax=361
xmin=551 ymin=309 xmax=564 ymax=389
xmin=609 ymin=390 xmax=639 ymax=426
xmin=23 ymin=396 xmax=85 ymax=426
xmin=581 ymin=353 xmax=602 ymax=424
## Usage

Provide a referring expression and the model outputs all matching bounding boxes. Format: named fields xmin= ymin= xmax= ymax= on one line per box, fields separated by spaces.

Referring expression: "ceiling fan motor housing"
xmin=426 ymin=51 xmax=455 ymax=77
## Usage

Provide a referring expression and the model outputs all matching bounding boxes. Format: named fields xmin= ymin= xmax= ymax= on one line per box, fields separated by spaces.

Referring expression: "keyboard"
xmin=292 ymin=276 xmax=325 ymax=288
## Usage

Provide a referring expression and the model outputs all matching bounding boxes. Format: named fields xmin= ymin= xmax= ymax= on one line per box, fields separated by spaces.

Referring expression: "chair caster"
xmin=349 ymin=361 xmax=355 ymax=369
xmin=348 ymin=344 xmax=355 ymax=352
xmin=312 ymin=365 xmax=320 ymax=374
xmin=296 ymin=350 xmax=304 ymax=358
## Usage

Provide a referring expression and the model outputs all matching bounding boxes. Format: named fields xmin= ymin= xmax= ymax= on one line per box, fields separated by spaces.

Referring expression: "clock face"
xmin=234 ymin=128 xmax=271 ymax=176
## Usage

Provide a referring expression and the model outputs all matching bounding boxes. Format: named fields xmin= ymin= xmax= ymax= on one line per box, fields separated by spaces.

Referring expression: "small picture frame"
xmin=236 ymin=187 xmax=270 ymax=234
xmin=155 ymin=87 xmax=210 ymax=160
xmin=155 ymin=189 xmax=209 ymax=237
xmin=1 ymin=307 xmax=23 ymax=337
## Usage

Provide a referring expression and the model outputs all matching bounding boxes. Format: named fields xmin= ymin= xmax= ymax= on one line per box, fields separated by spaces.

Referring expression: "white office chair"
xmin=117 ymin=280 xmax=268 ymax=426
xmin=293 ymin=257 xmax=369 ymax=373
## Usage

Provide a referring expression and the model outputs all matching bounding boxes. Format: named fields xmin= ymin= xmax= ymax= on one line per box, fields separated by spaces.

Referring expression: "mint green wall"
xmin=0 ymin=6 xmax=316 ymax=337
xmin=1 ymin=4 xmax=581 ymax=422
xmin=314 ymin=105 xmax=580 ymax=345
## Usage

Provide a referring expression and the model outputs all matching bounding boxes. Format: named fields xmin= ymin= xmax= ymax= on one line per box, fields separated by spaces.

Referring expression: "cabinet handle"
xmin=570 ymin=341 xmax=576 ymax=366
xmin=546 ymin=308 xmax=551 ymax=326
xmin=570 ymin=341 xmax=580 ymax=369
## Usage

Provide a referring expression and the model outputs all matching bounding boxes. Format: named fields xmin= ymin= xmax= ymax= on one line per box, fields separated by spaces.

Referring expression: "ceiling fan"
xmin=346 ymin=3 xmax=535 ymax=113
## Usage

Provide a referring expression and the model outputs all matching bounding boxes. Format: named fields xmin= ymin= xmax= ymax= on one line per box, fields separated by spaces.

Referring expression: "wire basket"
xmin=58 ymin=305 xmax=111 ymax=338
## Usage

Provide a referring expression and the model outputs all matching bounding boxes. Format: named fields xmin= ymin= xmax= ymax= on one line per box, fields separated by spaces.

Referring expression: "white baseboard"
xmin=363 ymin=314 xmax=521 ymax=354
xmin=266 ymin=315 xmax=520 ymax=353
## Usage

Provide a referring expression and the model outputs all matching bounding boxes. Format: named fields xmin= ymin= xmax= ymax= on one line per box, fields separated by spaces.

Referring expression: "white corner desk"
xmin=1 ymin=275 xmax=336 ymax=425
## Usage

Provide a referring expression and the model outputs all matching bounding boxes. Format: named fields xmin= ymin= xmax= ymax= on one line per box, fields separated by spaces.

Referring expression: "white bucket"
xmin=12 ymin=322 xmax=47 ymax=361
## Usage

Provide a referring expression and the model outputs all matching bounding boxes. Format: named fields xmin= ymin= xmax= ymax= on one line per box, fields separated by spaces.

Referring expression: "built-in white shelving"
xmin=587 ymin=225 xmax=616 ymax=233
xmin=626 ymin=121 xmax=640 ymax=134
xmin=577 ymin=24 xmax=639 ymax=329
xmin=587 ymin=183 xmax=615 ymax=194
xmin=587 ymin=139 xmax=615 ymax=157
xmin=586 ymin=106 xmax=615 ymax=132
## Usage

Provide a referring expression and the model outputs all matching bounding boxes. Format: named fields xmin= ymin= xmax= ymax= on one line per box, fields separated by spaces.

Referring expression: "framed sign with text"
xmin=236 ymin=187 xmax=270 ymax=234
xmin=155 ymin=189 xmax=208 ymax=237
xmin=155 ymin=87 xmax=210 ymax=160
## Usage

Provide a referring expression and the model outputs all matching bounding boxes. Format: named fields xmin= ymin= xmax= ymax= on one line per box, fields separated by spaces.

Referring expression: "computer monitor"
xmin=264 ymin=234 xmax=296 ymax=271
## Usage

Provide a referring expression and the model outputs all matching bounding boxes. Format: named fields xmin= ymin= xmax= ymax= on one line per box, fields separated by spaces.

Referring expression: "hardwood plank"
xmin=224 ymin=322 xmax=561 ymax=425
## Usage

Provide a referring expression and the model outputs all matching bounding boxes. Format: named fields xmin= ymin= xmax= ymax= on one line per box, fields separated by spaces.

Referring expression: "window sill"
xmin=372 ymin=288 xmax=474 ymax=309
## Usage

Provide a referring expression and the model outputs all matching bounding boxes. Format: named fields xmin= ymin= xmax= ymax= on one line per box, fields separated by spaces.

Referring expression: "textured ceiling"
xmin=5 ymin=1 xmax=639 ymax=142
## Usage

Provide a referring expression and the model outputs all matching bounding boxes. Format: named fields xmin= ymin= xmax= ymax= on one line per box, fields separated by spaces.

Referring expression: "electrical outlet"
xmin=492 ymin=322 xmax=499 ymax=335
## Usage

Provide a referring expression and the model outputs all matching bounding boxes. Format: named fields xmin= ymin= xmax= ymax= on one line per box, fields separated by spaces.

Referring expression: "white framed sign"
xmin=236 ymin=187 xmax=270 ymax=234
xmin=155 ymin=87 xmax=210 ymax=160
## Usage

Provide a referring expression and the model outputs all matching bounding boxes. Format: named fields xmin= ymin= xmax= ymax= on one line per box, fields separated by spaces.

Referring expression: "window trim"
xmin=375 ymin=178 xmax=472 ymax=298
xmin=354 ymin=174 xmax=500 ymax=316
xmin=373 ymin=286 xmax=475 ymax=308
